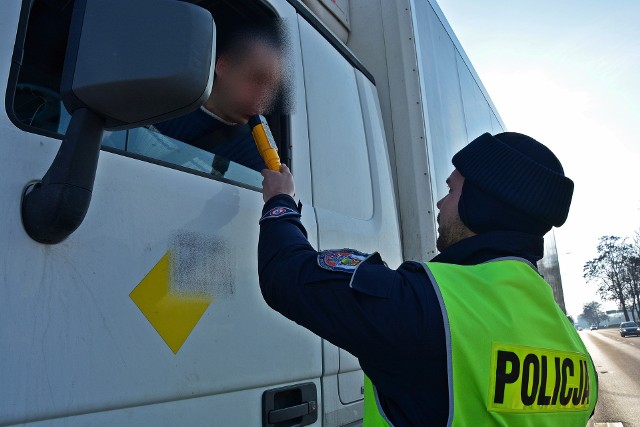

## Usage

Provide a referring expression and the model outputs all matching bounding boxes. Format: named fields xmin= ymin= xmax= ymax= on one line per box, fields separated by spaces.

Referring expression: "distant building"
xmin=607 ymin=307 xmax=639 ymax=325
xmin=539 ymin=230 xmax=566 ymax=313
xmin=605 ymin=309 xmax=625 ymax=326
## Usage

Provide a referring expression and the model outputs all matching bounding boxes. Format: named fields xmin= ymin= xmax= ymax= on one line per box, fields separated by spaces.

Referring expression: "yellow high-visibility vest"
xmin=364 ymin=258 xmax=597 ymax=426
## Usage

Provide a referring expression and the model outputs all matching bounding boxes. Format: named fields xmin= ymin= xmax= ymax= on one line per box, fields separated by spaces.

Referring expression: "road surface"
xmin=581 ymin=328 xmax=640 ymax=427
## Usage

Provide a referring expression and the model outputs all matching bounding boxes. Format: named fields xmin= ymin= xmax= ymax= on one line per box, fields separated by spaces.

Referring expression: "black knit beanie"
xmin=452 ymin=132 xmax=574 ymax=236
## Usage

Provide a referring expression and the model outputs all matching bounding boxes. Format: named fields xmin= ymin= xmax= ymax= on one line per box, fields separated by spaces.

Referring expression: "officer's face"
xmin=436 ymin=170 xmax=474 ymax=251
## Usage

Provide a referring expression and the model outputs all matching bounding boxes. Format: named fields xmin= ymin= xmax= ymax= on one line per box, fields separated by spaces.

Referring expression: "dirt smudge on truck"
xmin=168 ymin=231 xmax=235 ymax=300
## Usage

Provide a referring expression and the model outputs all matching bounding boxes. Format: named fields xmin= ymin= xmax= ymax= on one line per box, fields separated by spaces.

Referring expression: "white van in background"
xmin=0 ymin=0 xmax=566 ymax=425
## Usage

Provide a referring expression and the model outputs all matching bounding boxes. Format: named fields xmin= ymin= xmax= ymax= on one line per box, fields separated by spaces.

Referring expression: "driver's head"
xmin=205 ymin=23 xmax=285 ymax=125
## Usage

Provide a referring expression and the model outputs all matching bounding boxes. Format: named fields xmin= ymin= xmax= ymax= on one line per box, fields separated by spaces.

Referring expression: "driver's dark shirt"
xmin=152 ymin=107 xmax=266 ymax=172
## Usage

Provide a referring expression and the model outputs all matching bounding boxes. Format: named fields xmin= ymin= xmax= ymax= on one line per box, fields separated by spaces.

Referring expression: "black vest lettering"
xmin=581 ymin=360 xmax=590 ymax=405
xmin=571 ymin=359 xmax=585 ymax=405
xmin=559 ymin=358 xmax=574 ymax=405
xmin=494 ymin=350 xmax=520 ymax=404
xmin=521 ymin=353 xmax=540 ymax=405
xmin=551 ymin=357 xmax=561 ymax=405
xmin=537 ymin=355 xmax=552 ymax=405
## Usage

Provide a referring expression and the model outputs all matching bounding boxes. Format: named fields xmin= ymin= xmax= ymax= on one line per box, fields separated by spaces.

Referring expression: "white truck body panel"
xmin=347 ymin=0 xmax=506 ymax=261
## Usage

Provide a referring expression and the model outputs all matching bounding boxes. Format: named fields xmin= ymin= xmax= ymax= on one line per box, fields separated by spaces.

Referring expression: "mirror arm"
xmin=21 ymin=108 xmax=105 ymax=244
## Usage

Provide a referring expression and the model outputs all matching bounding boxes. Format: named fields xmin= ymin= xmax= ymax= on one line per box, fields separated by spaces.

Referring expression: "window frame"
xmin=299 ymin=20 xmax=375 ymax=220
xmin=285 ymin=0 xmax=375 ymax=85
xmin=4 ymin=0 xmax=291 ymax=193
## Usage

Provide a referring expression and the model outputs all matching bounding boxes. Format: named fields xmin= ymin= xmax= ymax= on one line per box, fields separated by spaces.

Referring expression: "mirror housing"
xmin=21 ymin=0 xmax=215 ymax=244
xmin=62 ymin=0 xmax=215 ymax=129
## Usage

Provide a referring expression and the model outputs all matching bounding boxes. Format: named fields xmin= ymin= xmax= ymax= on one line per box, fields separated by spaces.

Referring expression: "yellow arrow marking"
xmin=130 ymin=252 xmax=212 ymax=353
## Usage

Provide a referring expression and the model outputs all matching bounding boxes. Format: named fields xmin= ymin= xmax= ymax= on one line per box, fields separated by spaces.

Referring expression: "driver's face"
xmin=213 ymin=43 xmax=283 ymax=125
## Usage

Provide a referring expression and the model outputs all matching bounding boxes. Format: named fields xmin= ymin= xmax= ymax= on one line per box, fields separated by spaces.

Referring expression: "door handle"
xmin=269 ymin=400 xmax=317 ymax=424
xmin=262 ymin=382 xmax=318 ymax=427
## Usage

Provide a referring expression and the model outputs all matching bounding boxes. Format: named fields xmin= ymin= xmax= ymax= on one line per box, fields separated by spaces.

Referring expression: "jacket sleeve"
xmin=257 ymin=194 xmax=433 ymax=366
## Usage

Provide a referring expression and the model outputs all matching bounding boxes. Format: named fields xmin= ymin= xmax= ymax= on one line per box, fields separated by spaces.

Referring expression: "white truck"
xmin=0 ymin=0 xmax=565 ymax=425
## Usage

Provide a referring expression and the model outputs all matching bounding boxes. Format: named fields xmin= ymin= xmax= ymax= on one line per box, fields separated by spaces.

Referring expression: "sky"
xmin=435 ymin=0 xmax=640 ymax=318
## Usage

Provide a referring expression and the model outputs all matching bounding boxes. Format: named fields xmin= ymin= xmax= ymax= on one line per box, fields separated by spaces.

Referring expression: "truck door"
xmin=297 ymin=13 xmax=404 ymax=422
xmin=0 ymin=0 xmax=322 ymax=425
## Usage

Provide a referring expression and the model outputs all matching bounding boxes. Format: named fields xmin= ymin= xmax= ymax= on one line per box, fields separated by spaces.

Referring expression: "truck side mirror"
xmin=21 ymin=0 xmax=216 ymax=244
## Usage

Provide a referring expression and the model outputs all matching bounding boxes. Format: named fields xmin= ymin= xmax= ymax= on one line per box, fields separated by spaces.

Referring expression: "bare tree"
xmin=583 ymin=236 xmax=633 ymax=321
xmin=626 ymin=229 xmax=640 ymax=321
xmin=581 ymin=301 xmax=607 ymax=327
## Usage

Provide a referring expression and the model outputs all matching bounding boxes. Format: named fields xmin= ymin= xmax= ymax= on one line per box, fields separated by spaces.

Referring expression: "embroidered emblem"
xmin=317 ymin=249 xmax=370 ymax=273
xmin=259 ymin=206 xmax=300 ymax=223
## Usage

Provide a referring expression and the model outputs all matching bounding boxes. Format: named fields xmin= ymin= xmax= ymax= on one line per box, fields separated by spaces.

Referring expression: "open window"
xmin=7 ymin=0 xmax=290 ymax=191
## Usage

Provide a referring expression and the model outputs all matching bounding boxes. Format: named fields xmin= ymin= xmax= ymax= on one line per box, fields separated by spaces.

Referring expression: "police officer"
xmin=258 ymin=132 xmax=597 ymax=426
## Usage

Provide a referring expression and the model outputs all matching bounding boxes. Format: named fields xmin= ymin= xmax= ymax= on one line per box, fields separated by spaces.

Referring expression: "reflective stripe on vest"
xmin=363 ymin=258 xmax=597 ymax=426
xmin=363 ymin=374 xmax=392 ymax=427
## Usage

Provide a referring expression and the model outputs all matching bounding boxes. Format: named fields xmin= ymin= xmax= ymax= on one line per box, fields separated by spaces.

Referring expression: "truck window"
xmin=299 ymin=18 xmax=374 ymax=220
xmin=7 ymin=0 xmax=289 ymax=191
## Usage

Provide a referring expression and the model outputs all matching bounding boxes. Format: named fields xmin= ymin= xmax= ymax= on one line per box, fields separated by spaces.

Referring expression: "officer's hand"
xmin=261 ymin=164 xmax=295 ymax=203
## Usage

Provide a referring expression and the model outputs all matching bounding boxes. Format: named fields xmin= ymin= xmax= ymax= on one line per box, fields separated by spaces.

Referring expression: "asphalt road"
xmin=580 ymin=328 xmax=640 ymax=427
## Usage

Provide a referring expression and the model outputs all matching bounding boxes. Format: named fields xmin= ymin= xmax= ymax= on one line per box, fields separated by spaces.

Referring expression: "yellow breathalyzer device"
xmin=249 ymin=115 xmax=281 ymax=171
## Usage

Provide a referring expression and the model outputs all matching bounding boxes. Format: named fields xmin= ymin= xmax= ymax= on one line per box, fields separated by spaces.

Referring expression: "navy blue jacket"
xmin=258 ymin=194 xmax=544 ymax=426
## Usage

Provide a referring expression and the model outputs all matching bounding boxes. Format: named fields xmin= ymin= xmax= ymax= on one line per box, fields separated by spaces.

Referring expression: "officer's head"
xmin=436 ymin=132 xmax=574 ymax=252
xmin=206 ymin=22 xmax=286 ymax=125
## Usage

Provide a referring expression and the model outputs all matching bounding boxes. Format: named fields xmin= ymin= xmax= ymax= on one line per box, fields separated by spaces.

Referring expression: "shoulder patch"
xmin=259 ymin=206 xmax=300 ymax=223
xmin=318 ymin=249 xmax=370 ymax=273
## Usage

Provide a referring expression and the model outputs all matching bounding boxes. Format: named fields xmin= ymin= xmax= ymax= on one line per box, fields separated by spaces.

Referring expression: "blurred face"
xmin=435 ymin=169 xmax=475 ymax=252
xmin=207 ymin=42 xmax=283 ymax=125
